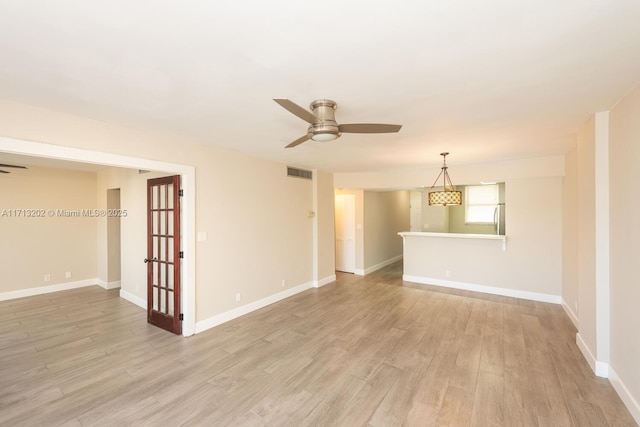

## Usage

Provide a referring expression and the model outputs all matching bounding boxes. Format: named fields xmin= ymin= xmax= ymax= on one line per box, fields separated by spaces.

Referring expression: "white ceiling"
xmin=0 ymin=1 xmax=639 ymax=173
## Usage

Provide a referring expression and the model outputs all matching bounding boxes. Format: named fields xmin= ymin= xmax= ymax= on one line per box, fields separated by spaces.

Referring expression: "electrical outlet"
xmin=65 ymin=272 xmax=72 ymax=279
xmin=44 ymin=274 xmax=51 ymax=282
xmin=445 ymin=270 xmax=451 ymax=278
xmin=281 ymin=279 xmax=286 ymax=288
xmin=235 ymin=293 xmax=241 ymax=302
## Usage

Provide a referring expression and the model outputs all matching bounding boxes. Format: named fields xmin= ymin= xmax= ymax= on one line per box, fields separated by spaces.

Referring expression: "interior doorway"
xmin=335 ymin=194 xmax=356 ymax=273
xmin=0 ymin=136 xmax=196 ymax=336
xmin=106 ymin=188 xmax=122 ymax=288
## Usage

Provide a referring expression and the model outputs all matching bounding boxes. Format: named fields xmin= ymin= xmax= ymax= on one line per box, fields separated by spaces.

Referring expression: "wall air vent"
xmin=287 ymin=167 xmax=312 ymax=180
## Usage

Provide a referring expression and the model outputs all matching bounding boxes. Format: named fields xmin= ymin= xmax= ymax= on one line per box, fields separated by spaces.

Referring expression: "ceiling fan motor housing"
xmin=309 ymin=99 xmax=340 ymax=140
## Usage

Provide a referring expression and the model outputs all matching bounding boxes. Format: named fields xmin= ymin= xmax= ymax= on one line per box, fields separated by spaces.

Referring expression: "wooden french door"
xmin=145 ymin=175 xmax=181 ymax=334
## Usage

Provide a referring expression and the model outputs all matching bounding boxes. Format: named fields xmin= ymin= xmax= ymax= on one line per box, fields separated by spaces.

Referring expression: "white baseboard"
xmin=195 ymin=281 xmax=313 ymax=334
xmin=561 ymin=298 xmax=579 ymax=328
xmin=97 ymin=279 xmax=121 ymax=290
xmin=313 ymin=274 xmax=336 ymax=288
xmin=576 ymin=332 xmax=609 ymax=378
xmin=402 ymin=275 xmax=562 ymax=304
xmin=576 ymin=333 xmax=597 ymax=373
xmin=364 ymin=255 xmax=402 ymax=275
xmin=0 ymin=278 xmax=99 ymax=301
xmin=119 ymin=289 xmax=146 ymax=309
xmin=609 ymin=366 xmax=640 ymax=425
xmin=354 ymin=255 xmax=403 ymax=277
xmin=595 ymin=361 xmax=610 ymax=378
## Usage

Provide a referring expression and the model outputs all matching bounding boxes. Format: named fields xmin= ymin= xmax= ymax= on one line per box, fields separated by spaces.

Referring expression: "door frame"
xmin=0 ymin=136 xmax=197 ymax=336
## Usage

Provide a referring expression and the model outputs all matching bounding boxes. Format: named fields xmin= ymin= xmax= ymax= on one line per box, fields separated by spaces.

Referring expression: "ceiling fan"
xmin=274 ymin=98 xmax=402 ymax=148
xmin=0 ymin=163 xmax=27 ymax=174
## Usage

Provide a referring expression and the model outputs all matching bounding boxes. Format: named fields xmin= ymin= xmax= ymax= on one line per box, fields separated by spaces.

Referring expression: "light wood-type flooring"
xmin=1 ymin=262 xmax=636 ymax=426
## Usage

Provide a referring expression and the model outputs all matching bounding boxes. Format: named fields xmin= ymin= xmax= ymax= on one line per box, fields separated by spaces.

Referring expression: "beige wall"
xmin=194 ymin=155 xmax=314 ymax=320
xmin=315 ymin=170 xmax=336 ymax=283
xmin=609 ymin=82 xmax=640 ymax=417
xmin=0 ymin=166 xmax=97 ymax=293
xmin=420 ymin=190 xmax=446 ymax=232
xmin=576 ymin=116 xmax=598 ymax=361
xmin=362 ymin=190 xmax=409 ymax=270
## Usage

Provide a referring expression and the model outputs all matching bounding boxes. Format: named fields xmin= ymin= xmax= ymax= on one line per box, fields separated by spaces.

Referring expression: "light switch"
xmin=197 ymin=231 xmax=208 ymax=241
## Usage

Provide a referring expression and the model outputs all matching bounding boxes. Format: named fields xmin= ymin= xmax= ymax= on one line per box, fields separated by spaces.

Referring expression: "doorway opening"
xmin=0 ymin=136 xmax=196 ymax=336
xmin=335 ymin=193 xmax=356 ymax=273
xmin=106 ymin=188 xmax=122 ymax=289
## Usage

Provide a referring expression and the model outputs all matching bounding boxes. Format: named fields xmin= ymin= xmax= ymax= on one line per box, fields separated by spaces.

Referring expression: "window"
xmin=465 ymin=184 xmax=499 ymax=224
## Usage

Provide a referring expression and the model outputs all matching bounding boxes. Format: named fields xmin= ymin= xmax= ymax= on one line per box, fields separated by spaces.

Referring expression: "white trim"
xmin=561 ymin=298 xmax=579 ymax=328
xmin=313 ymin=274 xmax=336 ymax=288
xmin=353 ymin=255 xmax=403 ymax=277
xmin=399 ymin=231 xmax=508 ymax=251
xmin=609 ymin=366 xmax=640 ymax=425
xmin=595 ymin=361 xmax=610 ymax=378
xmin=312 ymin=169 xmax=320 ymax=284
xmin=576 ymin=333 xmax=597 ymax=373
xmin=364 ymin=255 xmax=403 ymax=276
xmin=97 ymin=280 xmax=121 ymax=290
xmin=195 ymin=281 xmax=313 ymax=334
xmin=576 ymin=332 xmax=609 ymax=378
xmin=402 ymin=275 xmax=561 ymax=304
xmin=0 ymin=136 xmax=196 ymax=337
xmin=181 ymin=168 xmax=197 ymax=337
xmin=0 ymin=278 xmax=99 ymax=301
xmin=119 ymin=289 xmax=147 ymax=309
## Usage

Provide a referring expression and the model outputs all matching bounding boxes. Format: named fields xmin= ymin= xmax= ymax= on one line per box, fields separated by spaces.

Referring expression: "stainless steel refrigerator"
xmin=494 ymin=203 xmax=506 ymax=235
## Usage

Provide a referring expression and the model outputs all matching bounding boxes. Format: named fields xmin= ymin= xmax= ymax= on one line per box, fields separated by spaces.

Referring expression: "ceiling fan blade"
xmin=0 ymin=163 xmax=27 ymax=169
xmin=274 ymin=99 xmax=319 ymax=124
xmin=339 ymin=123 xmax=402 ymax=134
xmin=285 ymin=134 xmax=311 ymax=148
xmin=0 ymin=169 xmax=9 ymax=174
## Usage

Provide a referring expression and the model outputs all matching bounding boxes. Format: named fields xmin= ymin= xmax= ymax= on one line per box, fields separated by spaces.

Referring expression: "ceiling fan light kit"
xmin=311 ymin=132 xmax=339 ymax=142
xmin=274 ymin=98 xmax=402 ymax=148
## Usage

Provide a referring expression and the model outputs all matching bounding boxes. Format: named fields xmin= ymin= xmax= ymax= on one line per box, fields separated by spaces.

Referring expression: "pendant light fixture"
xmin=428 ymin=152 xmax=462 ymax=206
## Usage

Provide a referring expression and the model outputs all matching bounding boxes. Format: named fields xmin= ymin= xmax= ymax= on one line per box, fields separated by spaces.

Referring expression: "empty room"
xmin=1 ymin=1 xmax=639 ymax=426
